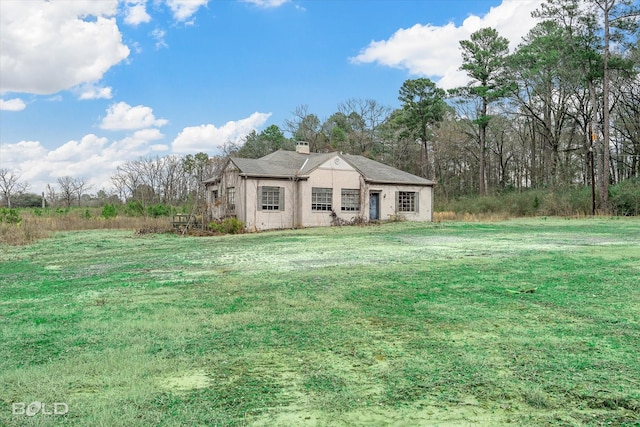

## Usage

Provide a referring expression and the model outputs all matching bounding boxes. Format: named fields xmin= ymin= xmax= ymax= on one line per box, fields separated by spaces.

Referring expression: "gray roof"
xmin=205 ymin=150 xmax=434 ymax=186
xmin=341 ymin=154 xmax=434 ymax=185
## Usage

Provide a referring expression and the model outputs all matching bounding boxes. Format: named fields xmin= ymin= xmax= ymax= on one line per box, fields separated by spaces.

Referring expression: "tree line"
xmin=0 ymin=153 xmax=219 ymax=212
xmin=2 ymin=0 xmax=638 ymax=215
xmin=231 ymin=0 xmax=639 ymax=214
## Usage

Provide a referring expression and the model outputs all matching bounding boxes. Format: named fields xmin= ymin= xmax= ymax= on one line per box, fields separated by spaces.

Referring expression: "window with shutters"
xmin=341 ymin=189 xmax=360 ymax=211
xmin=312 ymin=187 xmax=332 ymax=211
xmin=396 ymin=191 xmax=417 ymax=212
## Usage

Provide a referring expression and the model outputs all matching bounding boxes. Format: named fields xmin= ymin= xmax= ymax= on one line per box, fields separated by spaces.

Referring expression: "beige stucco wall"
xmin=365 ymin=184 xmax=433 ymax=222
xmin=298 ymin=156 xmax=363 ymax=227
xmin=243 ymin=178 xmax=296 ymax=231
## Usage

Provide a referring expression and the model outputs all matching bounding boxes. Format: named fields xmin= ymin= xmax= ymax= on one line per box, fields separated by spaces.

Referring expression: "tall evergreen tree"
xmin=458 ymin=27 xmax=512 ymax=194
xmin=398 ymin=78 xmax=448 ymax=178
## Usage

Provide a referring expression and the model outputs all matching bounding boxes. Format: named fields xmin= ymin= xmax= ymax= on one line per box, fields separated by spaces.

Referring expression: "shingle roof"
xmin=342 ymin=154 xmax=434 ymax=185
xmin=206 ymin=150 xmax=434 ymax=186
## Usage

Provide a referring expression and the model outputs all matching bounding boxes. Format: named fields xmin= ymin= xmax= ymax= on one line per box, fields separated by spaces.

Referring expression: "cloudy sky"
xmin=0 ymin=0 xmax=543 ymax=193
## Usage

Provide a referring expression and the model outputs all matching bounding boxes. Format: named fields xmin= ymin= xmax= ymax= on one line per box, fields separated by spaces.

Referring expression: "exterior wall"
xmin=298 ymin=156 xmax=364 ymax=227
xmin=242 ymin=178 xmax=296 ymax=231
xmin=366 ymin=184 xmax=433 ymax=222
xmin=206 ymin=165 xmax=242 ymax=220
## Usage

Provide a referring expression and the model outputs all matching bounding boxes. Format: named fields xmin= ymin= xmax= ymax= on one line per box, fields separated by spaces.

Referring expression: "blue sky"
xmin=0 ymin=0 xmax=543 ymax=193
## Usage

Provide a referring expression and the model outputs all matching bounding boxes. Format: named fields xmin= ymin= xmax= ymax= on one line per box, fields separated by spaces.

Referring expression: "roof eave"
xmin=238 ymin=173 xmax=309 ymax=180
xmin=364 ymin=179 xmax=435 ymax=186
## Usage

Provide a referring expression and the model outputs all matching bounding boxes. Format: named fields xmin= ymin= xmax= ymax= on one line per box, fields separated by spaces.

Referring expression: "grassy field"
xmin=1 ymin=218 xmax=639 ymax=426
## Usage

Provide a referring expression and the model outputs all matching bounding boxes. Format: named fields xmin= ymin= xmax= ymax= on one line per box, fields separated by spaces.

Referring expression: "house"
xmin=203 ymin=142 xmax=435 ymax=231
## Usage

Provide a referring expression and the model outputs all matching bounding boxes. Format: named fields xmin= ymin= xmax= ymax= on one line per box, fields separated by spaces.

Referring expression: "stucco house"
xmin=204 ymin=142 xmax=435 ymax=231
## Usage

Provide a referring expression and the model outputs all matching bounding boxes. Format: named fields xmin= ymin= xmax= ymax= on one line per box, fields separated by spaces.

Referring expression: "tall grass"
xmin=437 ymin=186 xmax=591 ymax=217
xmin=436 ymin=181 xmax=640 ymax=218
xmin=0 ymin=208 xmax=170 ymax=246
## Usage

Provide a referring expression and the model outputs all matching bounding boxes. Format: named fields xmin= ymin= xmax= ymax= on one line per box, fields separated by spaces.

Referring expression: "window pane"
xmin=312 ymin=187 xmax=332 ymax=211
xmin=341 ymin=189 xmax=360 ymax=211
xmin=397 ymin=191 xmax=416 ymax=212
xmin=227 ymin=187 xmax=236 ymax=213
xmin=261 ymin=186 xmax=280 ymax=210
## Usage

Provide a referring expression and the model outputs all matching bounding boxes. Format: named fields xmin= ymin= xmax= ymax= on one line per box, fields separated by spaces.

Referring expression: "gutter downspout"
xmin=294 ymin=159 xmax=308 ymax=228
xmin=243 ymin=176 xmax=248 ymax=227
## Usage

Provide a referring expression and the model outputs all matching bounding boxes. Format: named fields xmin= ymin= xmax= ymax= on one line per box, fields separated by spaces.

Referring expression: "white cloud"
xmin=0 ymin=141 xmax=47 ymax=165
xmin=100 ymin=102 xmax=168 ymax=130
xmin=77 ymin=83 xmax=113 ymax=100
xmin=165 ymin=0 xmax=209 ymax=22
xmin=242 ymin=0 xmax=290 ymax=8
xmin=351 ymin=0 xmax=544 ymax=89
xmin=172 ymin=112 xmax=272 ymax=153
xmin=0 ymin=0 xmax=130 ymax=95
xmin=45 ymin=134 xmax=109 ymax=163
xmin=0 ymin=98 xmax=26 ymax=111
xmin=0 ymin=131 xmax=169 ymax=192
xmin=124 ymin=0 xmax=151 ymax=26
xmin=150 ymin=28 xmax=169 ymax=49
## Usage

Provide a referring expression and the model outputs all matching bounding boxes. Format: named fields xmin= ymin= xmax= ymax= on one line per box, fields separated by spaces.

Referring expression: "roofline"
xmin=364 ymin=179 xmax=435 ymax=186
xmin=238 ymin=173 xmax=309 ymax=180
xmin=206 ymin=153 xmax=434 ymax=186
xmin=339 ymin=154 xmax=435 ymax=186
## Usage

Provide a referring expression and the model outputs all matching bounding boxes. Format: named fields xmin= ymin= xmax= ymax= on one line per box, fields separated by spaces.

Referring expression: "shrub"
xmin=147 ymin=204 xmax=172 ymax=218
xmin=124 ymin=200 xmax=144 ymax=217
xmin=209 ymin=217 xmax=244 ymax=234
xmin=435 ymin=186 xmax=598 ymax=218
xmin=610 ymin=179 xmax=640 ymax=216
xmin=101 ymin=204 xmax=118 ymax=219
xmin=0 ymin=208 xmax=22 ymax=224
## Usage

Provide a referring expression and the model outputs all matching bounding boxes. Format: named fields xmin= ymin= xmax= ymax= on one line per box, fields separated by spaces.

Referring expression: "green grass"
xmin=1 ymin=218 xmax=639 ymax=426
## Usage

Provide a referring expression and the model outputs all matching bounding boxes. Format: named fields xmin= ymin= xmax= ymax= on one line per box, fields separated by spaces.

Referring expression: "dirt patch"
xmin=159 ymin=370 xmax=212 ymax=392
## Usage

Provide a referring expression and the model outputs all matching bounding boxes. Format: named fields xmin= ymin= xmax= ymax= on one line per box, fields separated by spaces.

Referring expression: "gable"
xmin=317 ymin=155 xmax=357 ymax=172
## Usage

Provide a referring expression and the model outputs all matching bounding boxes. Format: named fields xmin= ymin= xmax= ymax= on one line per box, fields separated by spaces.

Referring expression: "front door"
xmin=369 ymin=192 xmax=380 ymax=220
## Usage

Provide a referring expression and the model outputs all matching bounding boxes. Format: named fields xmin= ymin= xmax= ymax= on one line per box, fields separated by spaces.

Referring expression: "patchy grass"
xmin=1 ymin=218 xmax=639 ymax=426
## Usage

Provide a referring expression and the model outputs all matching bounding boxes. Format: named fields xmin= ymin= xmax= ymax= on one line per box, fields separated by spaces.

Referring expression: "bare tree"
xmin=337 ymin=98 xmax=391 ymax=155
xmin=284 ymin=105 xmax=323 ymax=151
xmin=46 ymin=183 xmax=58 ymax=207
xmin=74 ymin=177 xmax=92 ymax=206
xmin=57 ymin=176 xmax=77 ymax=208
xmin=0 ymin=168 xmax=30 ymax=208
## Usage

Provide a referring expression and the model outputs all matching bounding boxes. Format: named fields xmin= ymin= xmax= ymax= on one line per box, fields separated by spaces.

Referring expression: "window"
xmin=341 ymin=189 xmax=360 ymax=211
xmin=396 ymin=191 xmax=418 ymax=212
xmin=227 ymin=187 xmax=235 ymax=212
xmin=312 ymin=187 xmax=332 ymax=211
xmin=258 ymin=186 xmax=284 ymax=211
xmin=211 ymin=190 xmax=219 ymax=201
